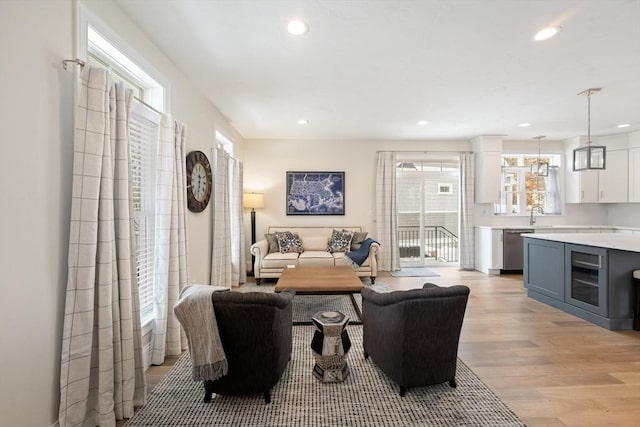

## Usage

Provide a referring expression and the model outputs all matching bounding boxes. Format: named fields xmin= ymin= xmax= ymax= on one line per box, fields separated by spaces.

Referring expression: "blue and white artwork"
xmin=286 ymin=171 xmax=345 ymax=215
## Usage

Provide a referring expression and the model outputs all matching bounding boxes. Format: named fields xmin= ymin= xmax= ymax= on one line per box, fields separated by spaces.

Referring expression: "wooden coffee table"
xmin=275 ymin=265 xmax=364 ymax=318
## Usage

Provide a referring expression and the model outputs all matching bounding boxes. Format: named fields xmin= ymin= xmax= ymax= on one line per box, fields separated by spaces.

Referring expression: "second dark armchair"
xmin=362 ymin=283 xmax=470 ymax=396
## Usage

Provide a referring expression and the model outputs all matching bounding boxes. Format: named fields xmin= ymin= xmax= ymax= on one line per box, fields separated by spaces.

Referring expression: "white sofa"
xmin=250 ymin=226 xmax=379 ymax=285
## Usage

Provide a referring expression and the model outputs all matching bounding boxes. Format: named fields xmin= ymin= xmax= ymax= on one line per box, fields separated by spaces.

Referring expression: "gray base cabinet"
xmin=524 ymin=237 xmax=638 ymax=330
xmin=524 ymin=239 xmax=564 ymax=300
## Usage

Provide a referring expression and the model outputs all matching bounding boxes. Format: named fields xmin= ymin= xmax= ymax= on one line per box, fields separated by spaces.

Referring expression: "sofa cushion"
xmin=262 ymin=252 xmax=299 ymax=269
xmin=264 ymin=233 xmax=280 ymax=254
xmin=301 ymin=236 xmax=328 ymax=251
xmin=349 ymin=230 xmax=369 ymax=251
xmin=275 ymin=231 xmax=304 ymax=253
xmin=299 ymin=250 xmax=333 ymax=259
xmin=299 ymin=251 xmax=335 ymax=266
xmin=327 ymin=229 xmax=353 ymax=253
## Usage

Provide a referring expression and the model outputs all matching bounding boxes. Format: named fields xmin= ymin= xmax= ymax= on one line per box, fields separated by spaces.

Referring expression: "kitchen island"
xmin=523 ymin=233 xmax=640 ymax=330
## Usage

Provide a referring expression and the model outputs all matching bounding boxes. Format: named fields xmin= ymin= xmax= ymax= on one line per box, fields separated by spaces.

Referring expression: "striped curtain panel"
xmin=375 ymin=151 xmax=400 ymax=271
xmin=210 ymin=147 xmax=246 ymax=288
xmin=458 ymin=152 xmax=475 ymax=270
xmin=59 ymin=67 xmax=146 ymax=426
xmin=149 ymin=118 xmax=189 ymax=365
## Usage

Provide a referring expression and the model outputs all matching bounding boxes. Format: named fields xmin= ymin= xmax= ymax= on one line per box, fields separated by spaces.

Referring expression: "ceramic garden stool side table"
xmin=310 ymin=311 xmax=351 ymax=382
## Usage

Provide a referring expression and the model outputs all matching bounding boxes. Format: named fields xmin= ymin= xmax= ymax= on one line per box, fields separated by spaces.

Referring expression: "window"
xmin=495 ymin=154 xmax=561 ymax=215
xmin=129 ymin=104 xmax=160 ymax=321
xmin=86 ymin=24 xmax=165 ymax=323
xmin=216 ymin=130 xmax=234 ymax=155
xmin=437 ymin=183 xmax=453 ymax=194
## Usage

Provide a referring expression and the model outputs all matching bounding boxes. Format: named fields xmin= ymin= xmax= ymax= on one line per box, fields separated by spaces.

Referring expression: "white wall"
xmin=0 ymin=1 xmax=241 ymax=425
xmin=242 ymin=138 xmax=471 ymax=264
xmin=607 ymin=204 xmax=640 ymax=227
xmin=0 ymin=2 xmax=74 ymax=426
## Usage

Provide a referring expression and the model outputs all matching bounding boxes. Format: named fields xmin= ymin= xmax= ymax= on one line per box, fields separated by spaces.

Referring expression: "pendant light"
xmin=532 ymin=135 xmax=549 ymax=176
xmin=573 ymin=88 xmax=606 ymax=171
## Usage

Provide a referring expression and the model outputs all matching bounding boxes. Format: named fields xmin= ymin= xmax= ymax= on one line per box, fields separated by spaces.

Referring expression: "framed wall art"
xmin=286 ymin=171 xmax=345 ymax=215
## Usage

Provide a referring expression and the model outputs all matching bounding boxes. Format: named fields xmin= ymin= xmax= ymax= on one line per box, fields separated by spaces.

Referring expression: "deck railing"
xmin=398 ymin=226 xmax=459 ymax=262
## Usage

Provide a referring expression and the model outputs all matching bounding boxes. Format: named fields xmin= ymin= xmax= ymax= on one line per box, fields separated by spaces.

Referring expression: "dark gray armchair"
xmin=362 ymin=283 xmax=470 ymax=396
xmin=203 ymin=288 xmax=295 ymax=404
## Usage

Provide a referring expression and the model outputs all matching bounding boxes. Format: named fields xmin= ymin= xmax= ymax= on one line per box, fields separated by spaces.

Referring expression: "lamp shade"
xmin=243 ymin=193 xmax=265 ymax=209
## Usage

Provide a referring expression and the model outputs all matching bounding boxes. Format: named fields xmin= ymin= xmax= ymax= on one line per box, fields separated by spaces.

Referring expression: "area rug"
xmin=124 ymin=325 xmax=524 ymax=426
xmin=390 ymin=267 xmax=440 ymax=277
xmin=235 ymin=282 xmax=391 ymax=325
xmin=292 ymin=294 xmax=362 ymax=325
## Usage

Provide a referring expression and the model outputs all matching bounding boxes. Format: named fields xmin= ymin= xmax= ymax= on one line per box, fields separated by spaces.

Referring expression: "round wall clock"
xmin=186 ymin=150 xmax=212 ymax=213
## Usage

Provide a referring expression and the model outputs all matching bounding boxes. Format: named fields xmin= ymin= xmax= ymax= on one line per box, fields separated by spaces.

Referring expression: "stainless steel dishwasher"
xmin=502 ymin=229 xmax=534 ymax=271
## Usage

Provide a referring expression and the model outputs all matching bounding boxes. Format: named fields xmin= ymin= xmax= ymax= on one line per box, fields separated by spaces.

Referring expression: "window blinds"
xmin=129 ymin=100 xmax=160 ymax=321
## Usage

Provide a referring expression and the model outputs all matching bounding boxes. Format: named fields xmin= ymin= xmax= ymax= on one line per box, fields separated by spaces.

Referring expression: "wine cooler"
xmin=565 ymin=244 xmax=608 ymax=316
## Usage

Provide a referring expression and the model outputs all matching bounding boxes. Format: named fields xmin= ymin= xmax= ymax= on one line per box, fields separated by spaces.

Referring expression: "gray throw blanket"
xmin=174 ymin=285 xmax=228 ymax=382
xmin=344 ymin=238 xmax=379 ymax=268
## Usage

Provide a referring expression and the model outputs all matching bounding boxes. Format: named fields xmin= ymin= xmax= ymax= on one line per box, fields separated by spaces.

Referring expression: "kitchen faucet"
xmin=529 ymin=205 xmax=544 ymax=226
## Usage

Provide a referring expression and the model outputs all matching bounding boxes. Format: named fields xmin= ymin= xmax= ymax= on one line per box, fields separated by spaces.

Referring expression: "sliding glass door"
xmin=396 ymin=158 xmax=460 ymax=267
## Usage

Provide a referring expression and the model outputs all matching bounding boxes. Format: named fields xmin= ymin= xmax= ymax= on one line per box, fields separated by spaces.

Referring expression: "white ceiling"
xmin=114 ymin=0 xmax=640 ymax=142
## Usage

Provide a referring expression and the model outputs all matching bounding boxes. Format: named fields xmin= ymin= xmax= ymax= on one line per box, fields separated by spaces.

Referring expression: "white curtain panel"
xmin=375 ymin=151 xmax=400 ymax=271
xmin=59 ymin=67 xmax=146 ymax=426
xmin=458 ymin=152 xmax=475 ymax=270
xmin=229 ymin=157 xmax=247 ymax=285
xmin=543 ymin=167 xmax=561 ymax=215
xmin=210 ymin=147 xmax=246 ymax=288
xmin=149 ymin=118 xmax=189 ymax=366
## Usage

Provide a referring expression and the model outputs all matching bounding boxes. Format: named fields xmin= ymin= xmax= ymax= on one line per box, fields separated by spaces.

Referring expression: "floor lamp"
xmin=243 ymin=192 xmax=265 ymax=276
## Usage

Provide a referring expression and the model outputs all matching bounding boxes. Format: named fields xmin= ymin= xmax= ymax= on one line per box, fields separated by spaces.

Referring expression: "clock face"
xmin=191 ymin=163 xmax=206 ymax=201
xmin=186 ymin=151 xmax=212 ymax=213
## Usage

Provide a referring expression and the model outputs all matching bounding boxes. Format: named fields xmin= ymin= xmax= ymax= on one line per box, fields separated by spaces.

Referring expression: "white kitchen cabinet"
xmin=598 ymin=149 xmax=628 ymax=203
xmin=628 ymin=147 xmax=640 ymax=202
xmin=565 ymin=152 xmax=599 ymax=203
xmin=474 ymin=227 xmax=503 ymax=275
xmin=474 ymin=151 xmax=501 ymax=203
xmin=565 ymin=149 xmax=628 ymax=203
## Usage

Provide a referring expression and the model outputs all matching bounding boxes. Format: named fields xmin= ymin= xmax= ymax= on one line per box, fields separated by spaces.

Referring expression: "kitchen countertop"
xmin=523 ymin=233 xmax=640 ymax=253
xmin=476 ymin=225 xmax=639 ymax=231
xmin=476 ymin=225 xmax=608 ymax=229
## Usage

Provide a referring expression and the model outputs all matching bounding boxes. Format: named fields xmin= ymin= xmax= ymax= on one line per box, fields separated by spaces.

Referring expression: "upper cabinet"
xmin=598 ymin=149 xmax=628 ymax=203
xmin=473 ymin=136 xmax=503 ymax=204
xmin=565 ymin=135 xmax=630 ymax=204
xmin=565 ymin=152 xmax=598 ymax=203
xmin=629 ymin=147 xmax=640 ymax=202
xmin=629 ymin=132 xmax=640 ymax=203
xmin=474 ymin=151 xmax=502 ymax=203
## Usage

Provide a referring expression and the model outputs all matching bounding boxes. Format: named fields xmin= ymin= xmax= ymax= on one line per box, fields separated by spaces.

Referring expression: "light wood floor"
xmin=131 ymin=268 xmax=640 ymax=427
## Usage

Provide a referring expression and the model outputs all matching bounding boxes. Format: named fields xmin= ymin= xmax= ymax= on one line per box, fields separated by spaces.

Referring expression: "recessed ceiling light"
xmin=534 ymin=26 xmax=561 ymax=41
xmin=297 ymin=119 xmax=308 ymax=125
xmin=617 ymin=123 xmax=631 ymax=128
xmin=519 ymin=122 xmax=531 ymax=127
xmin=417 ymin=120 xmax=428 ymax=126
xmin=288 ymin=19 xmax=308 ymax=35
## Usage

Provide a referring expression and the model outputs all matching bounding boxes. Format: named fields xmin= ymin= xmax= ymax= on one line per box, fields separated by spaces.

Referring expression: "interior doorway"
xmin=396 ymin=157 xmax=460 ymax=267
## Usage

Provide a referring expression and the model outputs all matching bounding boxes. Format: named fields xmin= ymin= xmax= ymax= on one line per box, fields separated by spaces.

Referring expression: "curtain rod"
xmin=133 ymin=97 xmax=163 ymax=116
xmin=63 ymin=58 xmax=164 ymax=116
xmin=62 ymin=58 xmax=86 ymax=70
